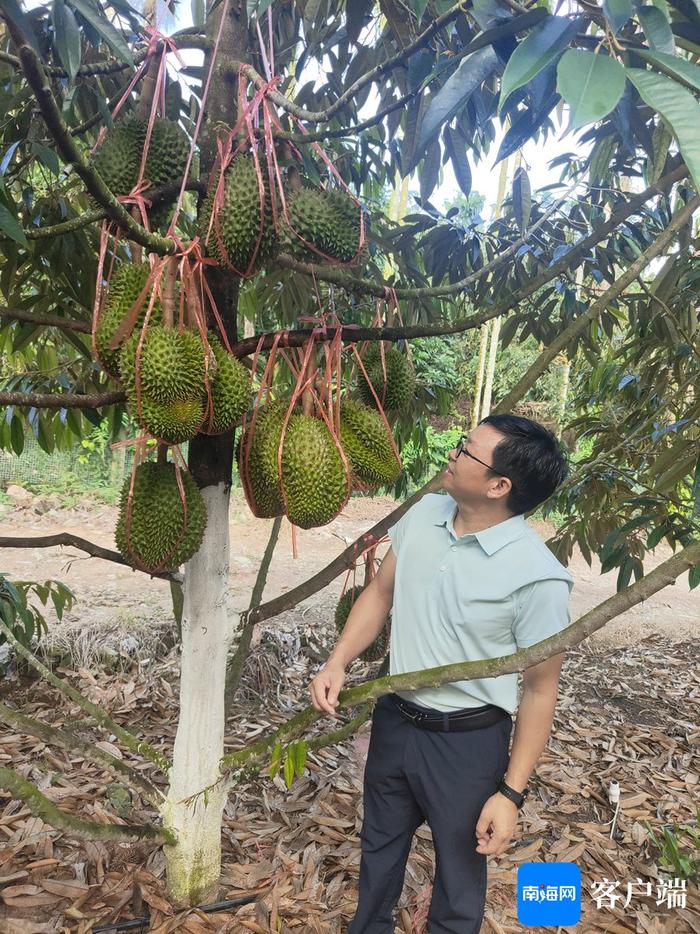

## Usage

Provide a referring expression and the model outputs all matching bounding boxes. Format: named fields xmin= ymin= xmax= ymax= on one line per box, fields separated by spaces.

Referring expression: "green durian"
xmin=92 ymin=115 xmax=146 ymax=197
xmin=116 ymin=462 xmax=207 ymax=572
xmin=280 ymin=413 xmax=349 ymax=529
xmin=199 ymin=155 xmax=275 ymax=275
xmin=241 ymin=401 xmax=289 ymax=518
xmin=138 ymin=396 xmax=204 ymax=444
xmin=283 ymin=186 xmax=363 ymax=263
xmin=95 ymin=264 xmax=162 ymax=377
xmin=334 ymin=585 xmax=388 ymax=663
xmin=120 ymin=325 xmax=205 ymax=404
xmin=357 ymin=346 xmax=416 ymax=412
xmin=340 ymin=399 xmax=401 ymax=490
xmin=202 ymin=336 xmax=250 ymax=434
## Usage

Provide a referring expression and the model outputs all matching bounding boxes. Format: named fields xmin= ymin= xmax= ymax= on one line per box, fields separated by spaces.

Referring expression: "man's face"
xmin=443 ymin=424 xmax=512 ymax=504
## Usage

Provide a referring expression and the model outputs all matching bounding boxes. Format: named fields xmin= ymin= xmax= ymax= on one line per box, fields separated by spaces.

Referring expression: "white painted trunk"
xmin=159 ymin=482 xmax=233 ymax=907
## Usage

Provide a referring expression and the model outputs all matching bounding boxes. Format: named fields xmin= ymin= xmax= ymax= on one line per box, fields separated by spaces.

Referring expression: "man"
xmin=309 ymin=414 xmax=574 ymax=933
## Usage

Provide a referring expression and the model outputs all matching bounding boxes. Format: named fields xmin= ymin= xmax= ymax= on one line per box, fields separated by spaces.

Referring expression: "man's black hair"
xmin=478 ymin=414 xmax=570 ymax=516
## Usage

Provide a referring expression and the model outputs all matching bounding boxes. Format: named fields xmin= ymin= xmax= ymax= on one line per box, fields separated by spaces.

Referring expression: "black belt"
xmin=391 ymin=694 xmax=510 ymax=732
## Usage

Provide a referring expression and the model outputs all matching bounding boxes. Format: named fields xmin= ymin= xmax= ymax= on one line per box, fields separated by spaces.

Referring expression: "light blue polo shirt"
xmin=387 ymin=493 xmax=574 ymax=714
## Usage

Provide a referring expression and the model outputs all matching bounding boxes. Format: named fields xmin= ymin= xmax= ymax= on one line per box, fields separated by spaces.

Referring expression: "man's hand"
xmin=309 ymin=663 xmax=346 ymax=717
xmin=475 ymin=793 xmax=519 ymax=856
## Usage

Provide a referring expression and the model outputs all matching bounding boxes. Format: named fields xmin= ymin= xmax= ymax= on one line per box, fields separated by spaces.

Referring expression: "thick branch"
xmin=0 ymin=307 xmax=91 ymax=332
xmin=0 ymin=390 xmax=126 ymax=408
xmin=239 ymin=1 xmax=466 ymax=125
xmin=221 ymin=536 xmax=700 ymax=787
xmin=0 ymin=533 xmax=179 ymax=582
xmin=2 ymin=21 xmax=176 ymax=255
xmin=0 ymin=701 xmax=165 ymax=809
xmin=229 ymin=163 xmax=691 ymax=358
xmin=497 ymin=194 xmax=700 ymax=412
xmin=0 ymin=618 xmax=171 ymax=775
xmin=0 ymin=766 xmax=175 ymax=844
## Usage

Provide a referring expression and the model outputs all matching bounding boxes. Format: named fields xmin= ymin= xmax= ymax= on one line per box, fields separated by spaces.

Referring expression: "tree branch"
xmin=2 ymin=19 xmax=177 ymax=256
xmin=238 ymin=1 xmax=467 ymax=125
xmin=0 ymin=31 xmax=209 ymax=78
xmin=0 ymin=766 xmax=175 ymax=844
xmin=220 ymin=535 xmax=700 ymax=788
xmin=0 ymin=390 xmax=126 ymax=408
xmin=0 ymin=618 xmax=171 ymax=775
xmin=0 ymin=307 xmax=91 ymax=332
xmin=0 ymin=533 xmax=179 ymax=582
xmin=496 ymin=194 xmax=700 ymax=412
xmin=0 ymin=701 xmax=165 ymax=809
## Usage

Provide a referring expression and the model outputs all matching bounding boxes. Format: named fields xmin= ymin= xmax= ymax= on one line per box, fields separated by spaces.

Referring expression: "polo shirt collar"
xmin=434 ymin=496 xmax=526 ymax=555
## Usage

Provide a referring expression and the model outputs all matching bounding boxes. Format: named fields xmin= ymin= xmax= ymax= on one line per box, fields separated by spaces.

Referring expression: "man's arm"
xmin=502 ymin=652 xmax=566 ymax=794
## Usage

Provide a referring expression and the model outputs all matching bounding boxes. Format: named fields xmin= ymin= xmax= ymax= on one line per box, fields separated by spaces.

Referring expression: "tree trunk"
xmin=159 ymin=0 xmax=247 ymax=906
xmin=161 ymin=484 xmax=232 ymax=906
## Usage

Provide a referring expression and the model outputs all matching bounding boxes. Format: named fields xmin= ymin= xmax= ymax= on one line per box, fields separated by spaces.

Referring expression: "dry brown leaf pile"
xmin=0 ymin=630 xmax=698 ymax=933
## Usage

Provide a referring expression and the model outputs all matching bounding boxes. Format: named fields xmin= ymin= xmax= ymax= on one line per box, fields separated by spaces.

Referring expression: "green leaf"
xmin=191 ymin=0 xmax=205 ymax=27
xmin=2 ymin=0 xmax=43 ymax=59
xmin=649 ymin=119 xmax=673 ymax=182
xmin=626 ymin=67 xmax=700 ymax=192
xmin=638 ymin=5 xmax=675 ymax=54
xmin=589 ymin=133 xmax=616 ymax=183
xmin=512 ymin=166 xmax=531 ymax=231
xmin=65 ymin=0 xmax=134 ymax=65
xmin=637 ymin=49 xmax=700 ymax=95
xmin=268 ymin=742 xmax=282 ymax=779
xmin=689 ymin=564 xmax=700 ymax=590
xmin=444 ymin=126 xmax=472 ymax=198
xmin=10 ymin=415 xmax=24 ymax=455
xmin=283 ymin=749 xmax=295 ymax=789
xmin=292 ymin=740 xmax=307 ymax=778
xmin=0 ymin=203 xmax=28 ymax=247
xmin=556 ymin=50 xmax=626 ymax=129
xmin=32 ymin=142 xmax=61 ymax=176
xmin=413 ymin=47 xmax=499 ymax=167
xmin=53 ymin=0 xmax=82 ymax=81
xmin=603 ymin=0 xmax=633 ymax=34
xmin=498 ymin=15 xmax=582 ymax=115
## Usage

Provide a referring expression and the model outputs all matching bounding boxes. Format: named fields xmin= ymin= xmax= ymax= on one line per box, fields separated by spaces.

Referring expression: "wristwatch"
xmin=497 ymin=778 xmax=528 ymax=809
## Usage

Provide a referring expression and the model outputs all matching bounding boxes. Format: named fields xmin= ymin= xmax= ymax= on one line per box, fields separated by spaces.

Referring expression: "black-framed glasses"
xmin=454 ymin=435 xmax=513 ymax=484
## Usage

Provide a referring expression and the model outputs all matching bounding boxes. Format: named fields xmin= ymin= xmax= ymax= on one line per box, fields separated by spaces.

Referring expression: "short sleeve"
xmin=511 ymin=578 xmax=572 ymax=649
xmin=387 ymin=506 xmax=413 ymax=557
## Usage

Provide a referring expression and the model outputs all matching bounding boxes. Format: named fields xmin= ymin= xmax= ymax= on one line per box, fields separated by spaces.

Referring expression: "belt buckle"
xmin=399 ymin=703 xmax=424 ymax=725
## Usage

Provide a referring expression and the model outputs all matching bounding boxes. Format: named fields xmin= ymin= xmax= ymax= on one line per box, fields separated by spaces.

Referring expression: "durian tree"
xmin=1 ymin=0 xmax=700 ymax=912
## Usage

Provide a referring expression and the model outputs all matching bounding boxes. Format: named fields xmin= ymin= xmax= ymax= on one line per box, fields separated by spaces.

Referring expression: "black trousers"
xmin=347 ymin=693 xmax=513 ymax=934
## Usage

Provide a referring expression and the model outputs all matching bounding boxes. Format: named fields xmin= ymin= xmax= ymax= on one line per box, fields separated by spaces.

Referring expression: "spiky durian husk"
xmin=115 ymin=462 xmax=207 ymax=571
xmin=340 ymin=399 xmax=401 ymax=490
xmin=283 ymin=187 xmax=363 ymax=263
xmin=92 ymin=116 xmax=146 ymax=196
xmin=145 ymin=118 xmax=190 ymax=190
xmin=203 ymin=336 xmax=251 ymax=434
xmin=334 ymin=585 xmax=389 ymax=662
xmin=280 ymin=413 xmax=349 ymax=529
xmin=357 ymin=346 xmax=416 ymax=412
xmin=95 ymin=264 xmax=161 ymax=377
xmin=137 ymin=396 xmax=204 ymax=444
xmin=241 ymin=402 xmax=288 ymax=518
xmin=198 ymin=155 xmax=275 ymax=275
xmin=120 ymin=326 xmax=205 ymax=404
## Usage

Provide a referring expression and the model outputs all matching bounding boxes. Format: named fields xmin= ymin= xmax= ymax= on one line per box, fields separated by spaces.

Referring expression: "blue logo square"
xmin=517 ymin=861 xmax=582 ymax=926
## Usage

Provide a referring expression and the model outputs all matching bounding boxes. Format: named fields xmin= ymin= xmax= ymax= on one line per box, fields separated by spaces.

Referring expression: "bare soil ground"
xmin=0 ymin=492 xmax=698 ymax=933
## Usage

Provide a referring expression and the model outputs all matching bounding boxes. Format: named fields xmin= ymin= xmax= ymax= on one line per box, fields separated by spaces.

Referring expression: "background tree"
xmin=0 ymin=0 xmax=699 ymax=911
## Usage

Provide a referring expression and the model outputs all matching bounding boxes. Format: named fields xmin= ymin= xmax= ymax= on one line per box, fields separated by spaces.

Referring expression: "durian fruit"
xmin=144 ymin=118 xmax=190 ymax=191
xmin=115 ymin=461 xmax=207 ymax=572
xmin=202 ymin=336 xmax=250 ymax=434
xmin=92 ymin=115 xmax=146 ymax=196
xmin=95 ymin=264 xmax=162 ymax=377
xmin=139 ymin=396 xmax=204 ymax=445
xmin=283 ymin=186 xmax=362 ymax=263
xmin=280 ymin=413 xmax=349 ymax=529
xmin=340 ymin=399 xmax=402 ymax=490
xmin=199 ymin=155 xmax=275 ymax=275
xmin=357 ymin=346 xmax=416 ymax=412
xmin=242 ymin=402 xmax=288 ymax=518
xmin=120 ymin=325 xmax=205 ymax=404
xmin=334 ymin=585 xmax=388 ymax=663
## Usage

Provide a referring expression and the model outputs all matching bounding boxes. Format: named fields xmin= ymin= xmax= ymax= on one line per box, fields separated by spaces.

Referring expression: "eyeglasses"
xmin=454 ymin=436 xmax=513 ymax=485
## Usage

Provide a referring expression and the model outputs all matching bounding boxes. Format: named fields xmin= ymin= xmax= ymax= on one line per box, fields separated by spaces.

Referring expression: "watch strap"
xmin=497 ymin=779 xmax=528 ymax=809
